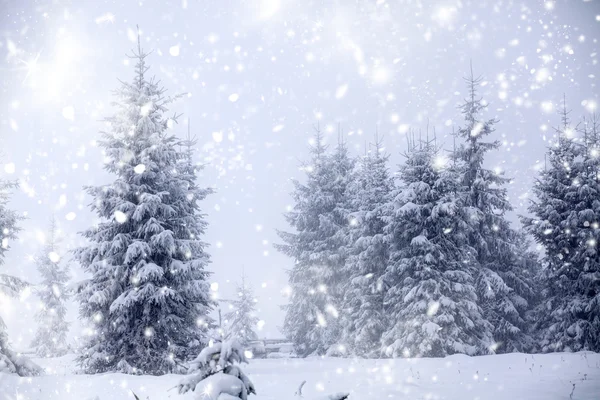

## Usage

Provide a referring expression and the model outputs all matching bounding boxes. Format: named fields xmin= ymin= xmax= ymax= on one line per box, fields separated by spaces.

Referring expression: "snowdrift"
xmin=0 ymin=352 xmax=599 ymax=399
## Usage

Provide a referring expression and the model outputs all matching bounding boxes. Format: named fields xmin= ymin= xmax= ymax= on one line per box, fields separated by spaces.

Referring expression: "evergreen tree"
xmin=324 ymin=132 xmax=355 ymax=355
xmin=0 ymin=178 xmax=24 ymax=372
xmin=340 ymin=135 xmax=393 ymax=357
xmin=512 ymin=231 xmax=543 ymax=333
xmin=523 ymin=105 xmax=600 ymax=352
xmin=0 ymin=179 xmax=41 ymax=376
xmin=380 ymin=136 xmax=493 ymax=357
xmin=75 ymin=36 xmax=214 ymax=374
xmin=31 ymin=217 xmax=70 ymax=357
xmin=224 ymin=275 xmax=259 ymax=345
xmin=276 ymin=127 xmax=354 ymax=356
xmin=454 ymin=65 xmax=537 ymax=353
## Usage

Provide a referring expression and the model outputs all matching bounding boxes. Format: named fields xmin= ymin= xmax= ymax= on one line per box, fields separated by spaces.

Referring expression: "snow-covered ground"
xmin=1 ymin=352 xmax=599 ymax=400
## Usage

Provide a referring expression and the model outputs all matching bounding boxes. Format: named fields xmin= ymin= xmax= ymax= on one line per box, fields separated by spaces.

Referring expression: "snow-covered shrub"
xmin=177 ymin=338 xmax=255 ymax=400
xmin=0 ymin=347 xmax=42 ymax=376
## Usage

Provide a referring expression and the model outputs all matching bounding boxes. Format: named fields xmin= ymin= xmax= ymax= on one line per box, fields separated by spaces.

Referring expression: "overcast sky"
xmin=0 ymin=0 xmax=599 ymax=347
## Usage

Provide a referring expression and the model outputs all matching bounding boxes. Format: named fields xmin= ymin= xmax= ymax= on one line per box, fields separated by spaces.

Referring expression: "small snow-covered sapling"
xmin=177 ymin=338 xmax=256 ymax=400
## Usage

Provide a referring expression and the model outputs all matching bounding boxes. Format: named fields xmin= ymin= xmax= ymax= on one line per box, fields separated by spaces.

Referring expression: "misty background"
xmin=0 ymin=0 xmax=598 ymax=347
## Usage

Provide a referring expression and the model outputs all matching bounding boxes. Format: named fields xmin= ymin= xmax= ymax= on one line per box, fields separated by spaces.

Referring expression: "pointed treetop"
xmin=452 ymin=126 xmax=457 ymax=166
xmin=311 ymin=122 xmax=327 ymax=159
xmin=406 ymin=128 xmax=417 ymax=153
xmin=129 ymin=25 xmax=151 ymax=89
xmin=560 ymin=93 xmax=571 ymax=130
xmin=336 ymin=123 xmax=347 ymax=155
xmin=137 ymin=25 xmax=142 ymax=57
xmin=47 ymin=215 xmax=58 ymax=253
xmin=371 ymin=126 xmax=385 ymax=159
xmin=464 ymin=60 xmax=483 ymax=105
xmin=184 ymin=117 xmax=198 ymax=156
xmin=591 ymin=112 xmax=599 ymax=143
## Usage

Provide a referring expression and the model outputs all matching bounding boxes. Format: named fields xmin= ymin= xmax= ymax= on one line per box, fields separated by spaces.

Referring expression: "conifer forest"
xmin=1 ymin=0 xmax=599 ymax=399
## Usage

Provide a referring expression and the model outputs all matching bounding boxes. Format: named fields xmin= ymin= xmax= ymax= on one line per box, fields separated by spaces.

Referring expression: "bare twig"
xmin=295 ymin=380 xmax=307 ymax=397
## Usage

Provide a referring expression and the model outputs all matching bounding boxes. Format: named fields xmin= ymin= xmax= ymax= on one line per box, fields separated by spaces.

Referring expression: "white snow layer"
xmin=0 ymin=352 xmax=599 ymax=399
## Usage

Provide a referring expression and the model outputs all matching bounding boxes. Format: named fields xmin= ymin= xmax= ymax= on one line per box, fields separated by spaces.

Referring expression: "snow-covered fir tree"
xmin=75 ymin=36 xmax=214 ymax=375
xmin=31 ymin=217 xmax=70 ymax=357
xmin=512 ymin=231 xmax=543 ymax=333
xmin=0 ymin=180 xmax=21 ymax=273
xmin=224 ymin=275 xmax=259 ymax=345
xmin=380 ymin=136 xmax=493 ymax=357
xmin=276 ymin=127 xmax=354 ymax=356
xmin=523 ymin=105 xmax=600 ymax=352
xmin=454 ymin=65 xmax=537 ymax=353
xmin=0 ymin=179 xmax=41 ymax=376
xmin=0 ymin=178 xmax=24 ymax=373
xmin=340 ymin=135 xmax=393 ymax=357
xmin=324 ymin=132 xmax=355 ymax=355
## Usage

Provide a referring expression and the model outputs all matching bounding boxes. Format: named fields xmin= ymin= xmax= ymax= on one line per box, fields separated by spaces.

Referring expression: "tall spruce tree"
xmin=0 ymin=178 xmax=24 ymax=372
xmin=380 ymin=136 xmax=493 ymax=357
xmin=31 ymin=217 xmax=70 ymax=357
xmin=324 ymin=131 xmax=355 ymax=355
xmin=76 ymin=36 xmax=214 ymax=374
xmin=523 ymin=104 xmax=600 ymax=352
xmin=340 ymin=135 xmax=393 ymax=357
xmin=224 ymin=275 xmax=259 ymax=345
xmin=0 ymin=179 xmax=40 ymax=376
xmin=454 ymin=65 xmax=537 ymax=353
xmin=276 ymin=127 xmax=353 ymax=356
